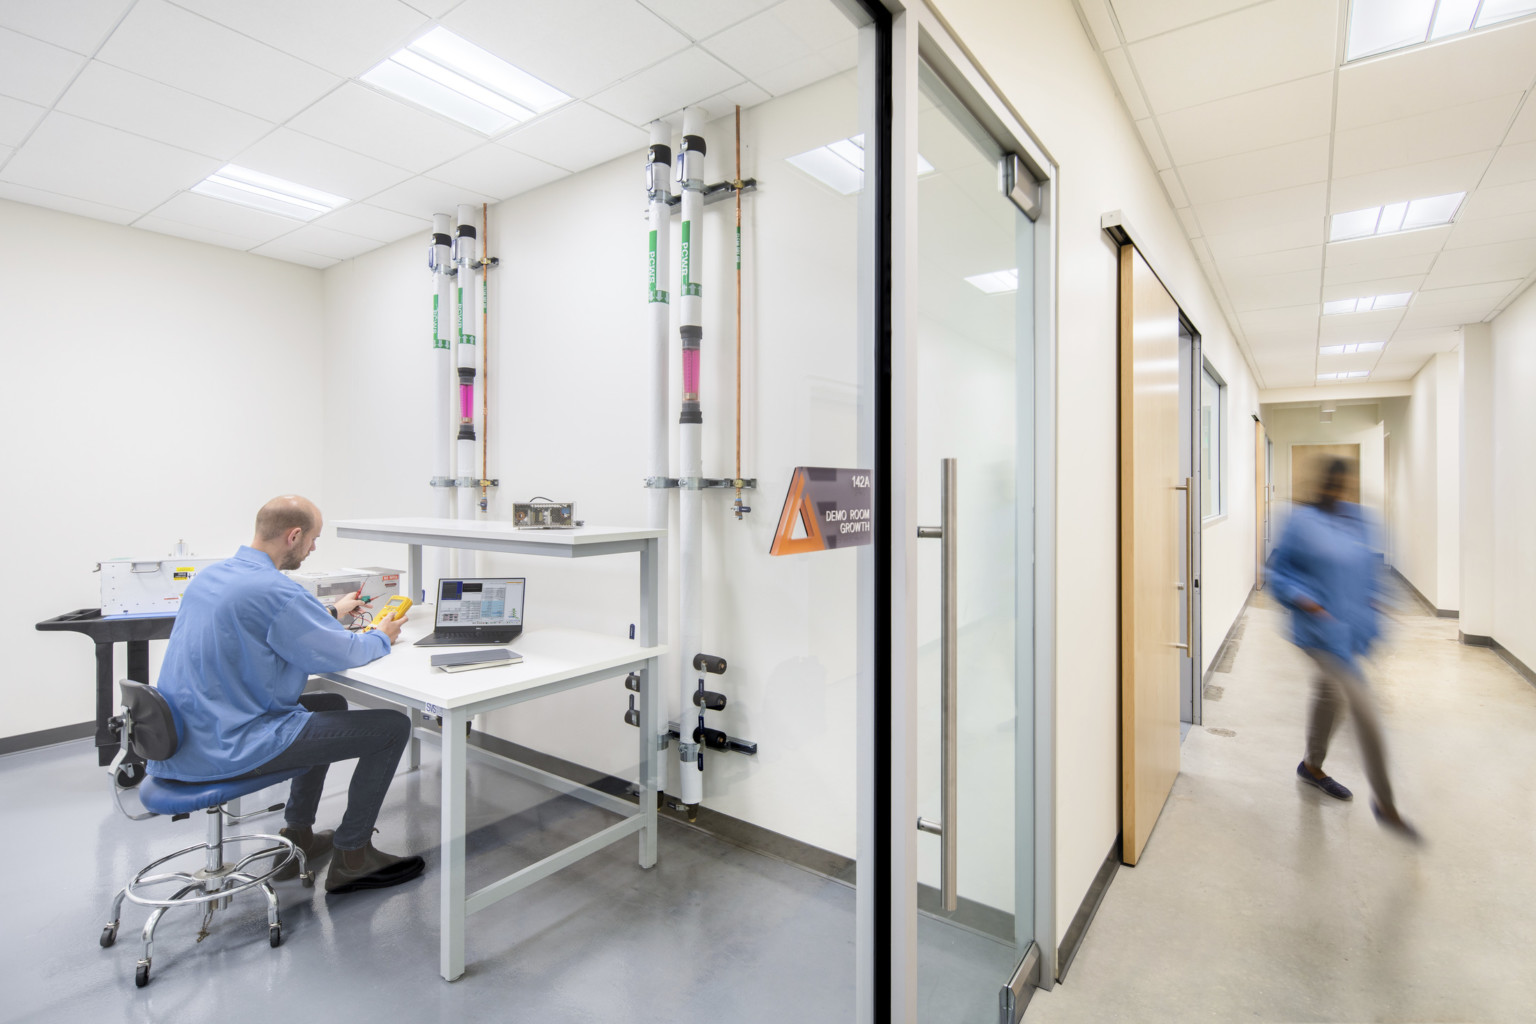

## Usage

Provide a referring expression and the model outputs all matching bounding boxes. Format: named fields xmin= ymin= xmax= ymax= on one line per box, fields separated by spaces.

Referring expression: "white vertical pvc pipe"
xmin=646 ymin=122 xmax=672 ymax=539
xmin=675 ymin=107 xmax=706 ymax=809
xmin=430 ymin=213 xmax=455 ymax=594
xmin=454 ymin=205 xmax=479 ymax=545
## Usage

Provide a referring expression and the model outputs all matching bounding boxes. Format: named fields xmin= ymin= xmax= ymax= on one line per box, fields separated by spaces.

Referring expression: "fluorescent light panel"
xmin=965 ymin=269 xmax=1019 ymax=294
xmin=1320 ymin=342 xmax=1385 ymax=355
xmin=190 ymin=164 xmax=347 ymax=220
xmin=1323 ymin=293 xmax=1411 ymax=314
xmin=361 ymin=27 xmax=568 ymax=135
xmin=786 ymin=134 xmax=935 ymax=195
xmin=1317 ymin=370 xmax=1372 ymax=381
xmin=1329 ymin=193 xmax=1464 ymax=241
xmin=1346 ymin=0 xmax=1536 ymax=61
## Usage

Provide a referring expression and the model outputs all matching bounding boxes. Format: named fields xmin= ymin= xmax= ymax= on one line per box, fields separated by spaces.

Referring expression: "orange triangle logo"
xmin=770 ymin=468 xmax=827 ymax=555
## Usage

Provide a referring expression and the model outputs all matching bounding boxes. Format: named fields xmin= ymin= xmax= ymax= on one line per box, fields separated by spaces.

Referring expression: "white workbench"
xmin=325 ymin=517 xmax=664 ymax=981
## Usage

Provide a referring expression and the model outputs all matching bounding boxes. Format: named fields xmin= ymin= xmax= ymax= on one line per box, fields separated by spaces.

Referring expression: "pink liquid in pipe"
xmin=683 ymin=349 xmax=700 ymax=394
xmin=459 ymin=385 xmax=474 ymax=420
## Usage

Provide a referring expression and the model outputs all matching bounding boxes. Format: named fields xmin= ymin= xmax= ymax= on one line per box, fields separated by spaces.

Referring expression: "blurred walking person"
xmin=1268 ymin=456 xmax=1418 ymax=841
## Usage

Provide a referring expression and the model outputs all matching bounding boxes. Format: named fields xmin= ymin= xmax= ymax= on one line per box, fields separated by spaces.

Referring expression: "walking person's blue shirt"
xmin=1267 ymin=501 xmax=1385 ymax=663
xmin=147 ymin=546 xmax=391 ymax=783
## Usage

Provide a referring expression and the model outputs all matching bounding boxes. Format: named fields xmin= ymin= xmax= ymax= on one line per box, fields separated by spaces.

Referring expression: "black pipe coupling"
xmin=692 ymin=653 xmax=727 ymax=674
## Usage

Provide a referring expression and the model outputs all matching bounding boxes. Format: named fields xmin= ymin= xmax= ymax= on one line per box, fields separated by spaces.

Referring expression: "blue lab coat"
xmin=1266 ymin=502 xmax=1385 ymax=663
xmin=147 ymin=546 xmax=391 ymax=782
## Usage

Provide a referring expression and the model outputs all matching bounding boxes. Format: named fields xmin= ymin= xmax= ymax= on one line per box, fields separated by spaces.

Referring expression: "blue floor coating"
xmin=2 ymin=738 xmax=1012 ymax=1023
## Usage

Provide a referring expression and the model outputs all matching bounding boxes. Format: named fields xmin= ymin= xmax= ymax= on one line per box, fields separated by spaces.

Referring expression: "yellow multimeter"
xmin=362 ymin=595 xmax=412 ymax=631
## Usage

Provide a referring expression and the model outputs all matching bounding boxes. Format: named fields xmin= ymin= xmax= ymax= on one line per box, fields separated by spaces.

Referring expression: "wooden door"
xmin=1291 ymin=443 xmax=1360 ymax=504
xmin=1119 ymin=245 xmax=1182 ymax=867
xmin=1255 ymin=421 xmax=1267 ymax=589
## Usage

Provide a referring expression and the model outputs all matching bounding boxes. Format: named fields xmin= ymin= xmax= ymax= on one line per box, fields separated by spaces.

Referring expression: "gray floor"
xmin=1 ymin=728 xmax=1009 ymax=1023
xmin=1024 ymin=589 xmax=1536 ymax=1024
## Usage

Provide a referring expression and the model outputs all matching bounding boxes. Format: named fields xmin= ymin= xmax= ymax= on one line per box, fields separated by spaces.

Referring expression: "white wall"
xmin=1491 ymin=282 xmax=1536 ymax=668
xmin=1381 ymin=351 xmax=1460 ymax=611
xmin=1261 ymin=404 xmax=1386 ymax=512
xmin=932 ymin=0 xmax=1261 ymax=953
xmin=1460 ymin=323 xmax=1495 ymax=638
xmin=0 ymin=199 xmax=325 ymax=742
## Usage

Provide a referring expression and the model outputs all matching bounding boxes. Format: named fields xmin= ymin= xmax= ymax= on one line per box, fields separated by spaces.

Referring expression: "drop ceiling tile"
xmin=1413 ymin=279 xmax=1526 ymax=307
xmin=1316 ymin=351 xmax=1382 ymax=373
xmin=701 ymin=0 xmax=857 ymax=84
xmin=1225 ymin=268 xmax=1321 ymax=312
xmin=1509 ymin=94 xmax=1536 ymax=145
xmin=445 ymin=0 xmax=688 ymax=98
xmin=368 ymin=176 xmax=495 ymax=220
xmin=55 ymin=62 xmax=274 ymax=161
xmin=1206 ymin=219 xmax=1323 ymax=260
xmin=0 ymin=93 xmax=43 ymax=147
xmin=1194 ymin=182 xmax=1326 ymax=238
xmin=1134 ymin=118 xmax=1171 ymax=170
xmin=0 ymin=180 xmax=138 ymax=222
xmin=1328 ymin=151 xmax=1493 ymax=213
xmin=1222 ymin=246 xmax=1323 ymax=279
xmin=311 ymin=202 xmax=429 ymax=243
xmin=1077 ymin=0 xmax=1120 ymax=50
xmin=1331 ymin=94 xmax=1522 ymax=180
xmin=588 ymin=46 xmax=744 ymax=126
xmin=1456 ymin=179 xmax=1536 ymax=220
xmin=233 ymin=129 xmax=411 ymax=203
xmin=1323 ymin=252 xmax=1437 ymax=284
xmin=1445 ymin=209 xmax=1536 ymax=248
xmin=287 ymin=84 xmax=484 ymax=174
xmin=1125 ymin=0 xmax=1336 ymax=114
xmin=1157 ymin=73 xmax=1333 ymax=165
xmin=500 ymin=102 xmax=647 ymax=173
xmin=0 ymin=142 xmax=8 ymax=162
xmin=249 ymin=241 xmax=340 ymax=269
xmin=690 ymin=80 xmax=773 ymax=123
xmin=751 ymin=41 xmax=857 ymax=97
xmin=424 ymin=143 xmax=565 ymax=200
xmin=1176 ymin=205 xmax=1201 ymax=237
xmin=141 ymin=190 xmax=302 ymax=243
xmin=1421 ymin=241 xmax=1536 ymax=289
xmin=1397 ymin=301 xmax=1497 ymax=329
xmin=638 ymin=0 xmax=780 ymax=40
xmin=0 ymin=0 xmax=134 ymax=54
xmin=95 ymin=0 xmax=339 ymax=123
xmin=172 ymin=0 xmax=428 ymax=78
xmin=1 ymin=112 xmax=217 ymax=212
xmin=1109 ymin=0 xmax=1262 ymax=42
xmin=1158 ymin=168 xmax=1188 ymax=208
xmin=1318 ymin=309 xmax=1404 ymax=342
xmin=1335 ymin=17 xmax=1536 ymax=130
xmin=1239 ymin=303 xmax=1320 ymax=335
xmin=135 ymin=214 xmax=273 ymax=251
xmin=1102 ymin=48 xmax=1149 ymax=121
xmin=1179 ymin=135 xmax=1330 ymax=206
xmin=269 ymin=223 xmax=380 ymax=260
xmin=1325 ymin=225 xmax=1452 ymax=265
xmin=1482 ymin=140 xmax=1536 ymax=188
xmin=0 ymin=26 xmax=88 ymax=107
xmin=1320 ymin=276 xmax=1425 ymax=302
xmin=401 ymin=0 xmax=460 ymax=16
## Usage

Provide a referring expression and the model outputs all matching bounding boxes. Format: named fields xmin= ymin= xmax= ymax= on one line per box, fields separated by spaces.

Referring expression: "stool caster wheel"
xmin=269 ymin=924 xmax=282 ymax=948
xmin=135 ymin=961 xmax=150 ymax=988
xmin=300 ymin=871 xmax=315 ymax=889
xmin=100 ymin=924 xmax=118 ymax=948
xmin=114 ymin=761 xmax=146 ymax=789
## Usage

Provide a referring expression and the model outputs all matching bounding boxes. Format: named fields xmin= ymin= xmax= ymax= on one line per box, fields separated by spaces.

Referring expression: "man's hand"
xmin=376 ymin=607 xmax=407 ymax=644
xmin=333 ymin=590 xmax=365 ymax=621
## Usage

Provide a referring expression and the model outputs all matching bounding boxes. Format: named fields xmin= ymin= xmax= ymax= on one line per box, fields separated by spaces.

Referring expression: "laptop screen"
xmin=435 ymin=578 xmax=525 ymax=628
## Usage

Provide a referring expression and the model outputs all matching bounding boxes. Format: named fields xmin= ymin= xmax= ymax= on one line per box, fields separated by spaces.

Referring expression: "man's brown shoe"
xmin=324 ymin=840 xmax=425 ymax=893
xmin=275 ymin=827 xmax=334 ymax=881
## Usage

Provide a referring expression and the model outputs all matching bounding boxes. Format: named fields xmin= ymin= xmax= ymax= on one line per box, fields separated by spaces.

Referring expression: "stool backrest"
xmin=120 ymin=680 xmax=179 ymax=761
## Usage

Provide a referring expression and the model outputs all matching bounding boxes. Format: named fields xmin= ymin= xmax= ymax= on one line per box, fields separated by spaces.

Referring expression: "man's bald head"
xmin=253 ymin=496 xmax=322 ymax=570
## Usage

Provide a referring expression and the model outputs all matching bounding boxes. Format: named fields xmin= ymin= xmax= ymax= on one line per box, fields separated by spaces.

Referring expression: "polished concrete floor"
xmin=1024 ymin=588 xmax=1536 ymax=1023
xmin=1 ymin=734 xmax=1008 ymax=1023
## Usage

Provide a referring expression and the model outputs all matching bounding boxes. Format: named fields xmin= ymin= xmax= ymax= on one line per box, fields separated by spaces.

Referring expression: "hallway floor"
xmin=1024 ymin=589 xmax=1536 ymax=1023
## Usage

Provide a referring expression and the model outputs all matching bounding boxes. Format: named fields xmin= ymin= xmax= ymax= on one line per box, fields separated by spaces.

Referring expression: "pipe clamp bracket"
xmin=429 ymin=477 xmax=456 ymax=488
xmin=644 ymin=476 xmax=679 ymax=489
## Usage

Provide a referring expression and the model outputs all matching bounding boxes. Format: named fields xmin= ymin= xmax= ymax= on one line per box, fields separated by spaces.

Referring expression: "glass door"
xmin=912 ymin=65 xmax=1036 ymax=1021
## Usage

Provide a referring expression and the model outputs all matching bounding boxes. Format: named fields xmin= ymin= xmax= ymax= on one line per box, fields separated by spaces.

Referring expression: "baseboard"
xmin=1056 ymin=835 xmax=1121 ymax=983
xmin=1488 ymin=638 xmax=1536 ymax=690
xmin=1388 ymin=567 xmax=1457 ymax=619
xmin=1460 ymin=631 xmax=1494 ymax=647
xmin=1202 ymin=585 xmax=1257 ymax=687
xmin=0 ymin=721 xmax=94 ymax=757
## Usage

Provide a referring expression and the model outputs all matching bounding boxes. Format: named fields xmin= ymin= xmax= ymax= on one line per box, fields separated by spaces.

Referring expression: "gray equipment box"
xmin=98 ymin=557 xmax=223 ymax=616
xmin=513 ymin=502 xmax=576 ymax=529
xmin=285 ymin=567 xmax=403 ymax=604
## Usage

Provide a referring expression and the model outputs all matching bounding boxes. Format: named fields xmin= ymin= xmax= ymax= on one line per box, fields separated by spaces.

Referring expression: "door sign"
xmin=770 ymin=467 xmax=873 ymax=555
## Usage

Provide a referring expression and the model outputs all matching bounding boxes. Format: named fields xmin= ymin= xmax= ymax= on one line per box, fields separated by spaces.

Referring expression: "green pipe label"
xmin=648 ymin=229 xmax=669 ymax=303
xmin=680 ymin=221 xmax=701 ymax=297
xmin=433 ymin=295 xmax=448 ymax=349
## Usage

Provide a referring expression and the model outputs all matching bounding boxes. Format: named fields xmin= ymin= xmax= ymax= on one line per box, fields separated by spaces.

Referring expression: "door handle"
xmin=916 ymin=457 xmax=958 ymax=912
xmin=1173 ymin=477 xmax=1194 ymax=652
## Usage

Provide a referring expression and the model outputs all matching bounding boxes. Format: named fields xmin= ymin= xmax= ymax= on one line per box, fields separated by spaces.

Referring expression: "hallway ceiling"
xmin=0 ymin=0 xmax=854 ymax=269
xmin=1076 ymin=0 xmax=1536 ymax=387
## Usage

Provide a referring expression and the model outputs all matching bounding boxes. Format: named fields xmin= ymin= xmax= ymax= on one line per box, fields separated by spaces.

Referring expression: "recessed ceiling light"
xmin=1323 ymin=293 xmax=1412 ymax=314
xmin=190 ymin=164 xmax=347 ymax=220
xmin=1345 ymin=0 xmax=1536 ymax=61
xmin=1317 ymin=370 xmax=1372 ymax=381
xmin=1329 ymin=193 xmax=1464 ymax=241
xmin=1320 ymin=342 xmax=1386 ymax=355
xmin=965 ymin=269 xmax=1018 ymax=294
xmin=786 ymin=134 xmax=935 ymax=195
xmin=361 ymin=27 xmax=568 ymax=135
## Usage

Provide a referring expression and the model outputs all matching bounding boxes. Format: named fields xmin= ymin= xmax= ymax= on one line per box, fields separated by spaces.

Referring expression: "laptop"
xmin=414 ymin=577 xmax=526 ymax=647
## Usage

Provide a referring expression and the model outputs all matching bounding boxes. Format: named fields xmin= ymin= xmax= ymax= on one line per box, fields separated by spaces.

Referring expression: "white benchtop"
xmin=333 ymin=517 xmax=662 ymax=549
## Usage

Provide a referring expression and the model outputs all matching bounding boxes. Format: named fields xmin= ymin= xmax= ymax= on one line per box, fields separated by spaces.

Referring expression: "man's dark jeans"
xmin=232 ymin=693 xmax=410 ymax=850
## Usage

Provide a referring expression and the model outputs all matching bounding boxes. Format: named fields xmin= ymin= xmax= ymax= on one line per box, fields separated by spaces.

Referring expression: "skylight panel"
xmin=786 ymin=135 xmax=936 ymax=194
xmin=1320 ymin=342 xmax=1385 ymax=355
xmin=1346 ymin=0 xmax=1536 ymax=61
xmin=361 ymin=27 xmax=568 ymax=136
xmin=1317 ymin=370 xmax=1372 ymax=381
xmin=190 ymin=164 xmax=347 ymax=220
xmin=1330 ymin=193 xmax=1464 ymax=241
xmin=965 ymin=269 xmax=1019 ymax=294
xmin=1324 ymin=293 xmax=1413 ymax=314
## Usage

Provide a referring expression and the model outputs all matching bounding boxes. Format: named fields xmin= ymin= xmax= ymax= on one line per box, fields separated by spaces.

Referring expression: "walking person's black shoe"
xmin=1296 ymin=760 xmax=1353 ymax=800
xmin=1371 ymin=800 xmax=1423 ymax=844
